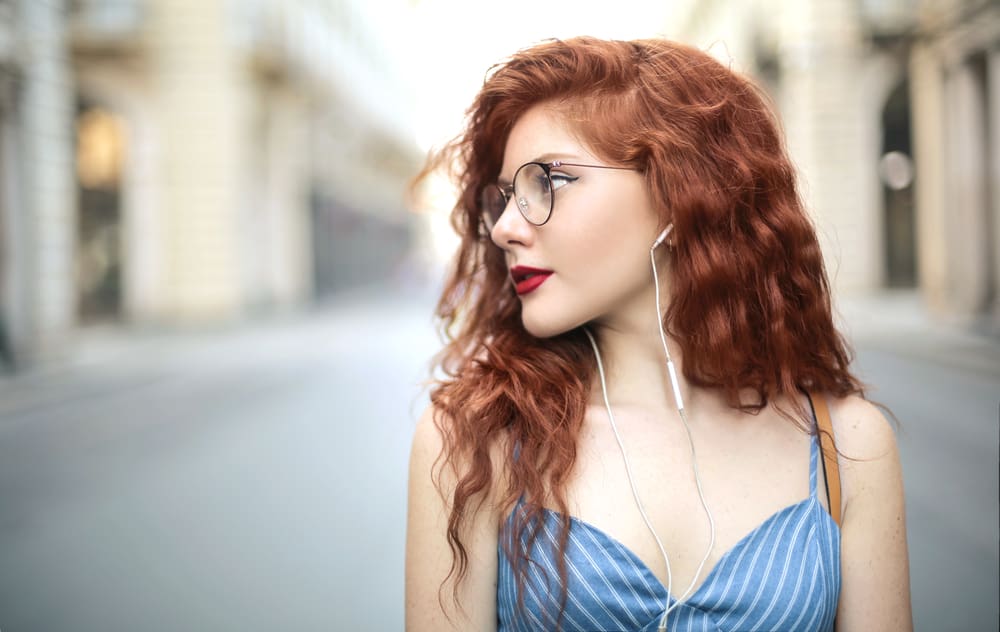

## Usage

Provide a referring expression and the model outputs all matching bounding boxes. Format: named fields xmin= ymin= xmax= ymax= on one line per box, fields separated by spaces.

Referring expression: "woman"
xmin=406 ymin=37 xmax=912 ymax=631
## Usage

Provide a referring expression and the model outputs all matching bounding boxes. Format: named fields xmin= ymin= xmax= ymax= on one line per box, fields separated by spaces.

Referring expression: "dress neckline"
xmin=505 ymin=430 xmax=838 ymax=606
xmin=528 ymin=495 xmax=831 ymax=606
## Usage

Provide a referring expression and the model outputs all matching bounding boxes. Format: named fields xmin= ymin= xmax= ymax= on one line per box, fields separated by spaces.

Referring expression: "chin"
xmin=521 ymin=319 xmax=563 ymax=339
xmin=520 ymin=305 xmax=586 ymax=340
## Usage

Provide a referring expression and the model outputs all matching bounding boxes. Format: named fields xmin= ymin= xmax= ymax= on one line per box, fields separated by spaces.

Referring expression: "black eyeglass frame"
xmin=480 ymin=160 xmax=634 ymax=232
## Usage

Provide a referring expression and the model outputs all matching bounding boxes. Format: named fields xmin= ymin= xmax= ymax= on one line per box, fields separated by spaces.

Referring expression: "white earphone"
xmin=650 ymin=223 xmax=684 ymax=411
xmin=651 ymin=224 xmax=673 ymax=250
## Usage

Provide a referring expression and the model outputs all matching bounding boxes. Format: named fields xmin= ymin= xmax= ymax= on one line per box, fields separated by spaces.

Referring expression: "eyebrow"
xmin=497 ymin=152 xmax=587 ymax=184
xmin=535 ymin=152 xmax=584 ymax=163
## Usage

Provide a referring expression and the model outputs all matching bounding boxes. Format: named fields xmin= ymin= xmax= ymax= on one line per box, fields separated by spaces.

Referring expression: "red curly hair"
xmin=415 ymin=36 xmax=863 ymax=620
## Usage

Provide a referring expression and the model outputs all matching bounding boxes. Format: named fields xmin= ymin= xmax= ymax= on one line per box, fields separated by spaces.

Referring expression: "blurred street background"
xmin=0 ymin=0 xmax=997 ymax=630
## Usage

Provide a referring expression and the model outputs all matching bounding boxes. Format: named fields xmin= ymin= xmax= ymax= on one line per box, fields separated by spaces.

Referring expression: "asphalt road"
xmin=0 ymin=286 xmax=996 ymax=631
xmin=0 ymin=286 xmax=439 ymax=632
xmin=844 ymin=295 xmax=999 ymax=632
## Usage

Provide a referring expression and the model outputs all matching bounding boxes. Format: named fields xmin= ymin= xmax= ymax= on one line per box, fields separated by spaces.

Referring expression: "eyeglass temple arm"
xmin=549 ymin=160 xmax=633 ymax=171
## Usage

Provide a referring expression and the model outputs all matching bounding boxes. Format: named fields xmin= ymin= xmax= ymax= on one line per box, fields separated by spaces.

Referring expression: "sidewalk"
xmin=2 ymin=286 xmax=996 ymax=398
xmin=0 ymin=280 xmax=441 ymax=417
xmin=836 ymin=290 xmax=1000 ymax=379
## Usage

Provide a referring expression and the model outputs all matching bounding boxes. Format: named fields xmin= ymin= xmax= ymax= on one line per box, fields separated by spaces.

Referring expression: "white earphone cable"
xmin=578 ymin=231 xmax=716 ymax=632
xmin=583 ymin=327 xmax=676 ymax=625
xmin=649 ymin=243 xmax=717 ymax=623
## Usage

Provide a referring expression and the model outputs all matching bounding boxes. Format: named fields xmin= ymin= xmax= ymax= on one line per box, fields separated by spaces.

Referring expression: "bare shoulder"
xmin=823 ymin=392 xmax=902 ymax=515
xmin=825 ymin=393 xmax=898 ymax=461
xmin=410 ymin=403 xmax=448 ymax=472
xmin=409 ymin=402 xmax=480 ymax=506
xmin=410 ymin=402 xmax=508 ymax=492
xmin=824 ymin=393 xmax=914 ymax=628
xmin=406 ymin=402 xmax=502 ymax=631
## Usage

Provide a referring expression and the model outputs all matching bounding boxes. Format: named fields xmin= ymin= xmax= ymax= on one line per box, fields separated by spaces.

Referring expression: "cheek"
xmin=562 ymin=190 xmax=658 ymax=271
xmin=563 ymin=193 xmax=634 ymax=249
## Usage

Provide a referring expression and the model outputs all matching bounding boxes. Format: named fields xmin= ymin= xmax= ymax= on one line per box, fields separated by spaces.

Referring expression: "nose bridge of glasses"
xmin=499 ymin=182 xmax=514 ymax=204
xmin=496 ymin=184 xmax=519 ymax=223
xmin=482 ymin=182 xmax=522 ymax=234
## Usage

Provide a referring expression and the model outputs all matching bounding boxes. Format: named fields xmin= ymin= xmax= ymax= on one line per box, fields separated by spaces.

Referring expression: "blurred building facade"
xmin=0 ymin=0 xmax=421 ymax=367
xmin=664 ymin=0 xmax=999 ymax=333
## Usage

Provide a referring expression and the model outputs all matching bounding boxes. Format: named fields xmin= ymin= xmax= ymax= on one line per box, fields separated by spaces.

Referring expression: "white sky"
xmin=404 ymin=0 xmax=677 ymax=151
xmin=394 ymin=0 xmax=684 ymax=263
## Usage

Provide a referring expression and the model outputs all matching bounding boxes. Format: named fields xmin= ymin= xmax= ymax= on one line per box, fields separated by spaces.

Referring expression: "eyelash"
xmin=550 ymin=173 xmax=578 ymax=189
xmin=498 ymin=172 xmax=578 ymax=198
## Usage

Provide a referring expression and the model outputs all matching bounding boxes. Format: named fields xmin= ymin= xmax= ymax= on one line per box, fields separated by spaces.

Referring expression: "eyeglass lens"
xmin=480 ymin=162 xmax=553 ymax=232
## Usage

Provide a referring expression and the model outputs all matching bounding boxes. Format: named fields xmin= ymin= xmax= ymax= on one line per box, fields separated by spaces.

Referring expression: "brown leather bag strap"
xmin=809 ymin=391 xmax=842 ymax=527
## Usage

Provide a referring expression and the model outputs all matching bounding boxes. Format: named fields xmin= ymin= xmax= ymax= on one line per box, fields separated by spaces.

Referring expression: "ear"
xmin=651 ymin=223 xmax=674 ymax=249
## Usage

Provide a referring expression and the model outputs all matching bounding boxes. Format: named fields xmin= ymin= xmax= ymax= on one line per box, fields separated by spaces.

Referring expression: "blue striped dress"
xmin=497 ymin=434 xmax=840 ymax=631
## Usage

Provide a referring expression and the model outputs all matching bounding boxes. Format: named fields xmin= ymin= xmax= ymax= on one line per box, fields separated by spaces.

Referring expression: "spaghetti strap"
xmin=809 ymin=432 xmax=821 ymax=497
xmin=806 ymin=392 xmax=822 ymax=498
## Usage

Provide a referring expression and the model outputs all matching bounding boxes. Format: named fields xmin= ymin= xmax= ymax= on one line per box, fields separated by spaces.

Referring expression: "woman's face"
xmin=489 ymin=104 xmax=664 ymax=338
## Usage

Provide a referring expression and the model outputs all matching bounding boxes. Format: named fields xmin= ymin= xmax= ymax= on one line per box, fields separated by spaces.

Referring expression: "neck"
xmin=584 ymin=246 xmax=715 ymax=415
xmin=585 ymin=313 xmax=690 ymax=414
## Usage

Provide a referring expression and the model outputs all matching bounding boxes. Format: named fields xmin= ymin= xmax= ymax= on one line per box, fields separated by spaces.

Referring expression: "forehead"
xmin=499 ymin=105 xmax=598 ymax=179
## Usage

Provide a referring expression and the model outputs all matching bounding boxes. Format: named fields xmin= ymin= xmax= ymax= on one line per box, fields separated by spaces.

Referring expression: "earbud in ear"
xmin=651 ymin=224 xmax=674 ymax=249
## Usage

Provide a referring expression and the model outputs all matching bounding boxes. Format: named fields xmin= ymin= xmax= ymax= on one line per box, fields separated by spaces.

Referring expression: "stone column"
xmin=261 ymin=86 xmax=311 ymax=307
xmin=777 ymin=0 xmax=879 ymax=293
xmin=988 ymin=48 xmax=1000 ymax=330
xmin=16 ymin=0 xmax=77 ymax=359
xmin=147 ymin=0 xmax=249 ymax=321
xmin=909 ymin=42 xmax=950 ymax=314
xmin=943 ymin=56 xmax=991 ymax=317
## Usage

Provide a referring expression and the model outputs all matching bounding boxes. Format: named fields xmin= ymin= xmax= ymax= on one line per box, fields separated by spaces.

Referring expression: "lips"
xmin=510 ymin=265 xmax=553 ymax=296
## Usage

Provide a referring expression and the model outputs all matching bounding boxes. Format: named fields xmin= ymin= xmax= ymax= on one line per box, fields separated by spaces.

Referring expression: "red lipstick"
xmin=510 ymin=265 xmax=553 ymax=296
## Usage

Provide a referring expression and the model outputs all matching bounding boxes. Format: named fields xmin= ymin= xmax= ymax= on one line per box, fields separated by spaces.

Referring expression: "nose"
xmin=490 ymin=195 xmax=535 ymax=249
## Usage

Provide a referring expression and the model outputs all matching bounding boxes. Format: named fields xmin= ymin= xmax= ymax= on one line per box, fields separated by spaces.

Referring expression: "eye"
xmin=531 ymin=171 xmax=551 ymax=195
xmin=549 ymin=172 xmax=578 ymax=191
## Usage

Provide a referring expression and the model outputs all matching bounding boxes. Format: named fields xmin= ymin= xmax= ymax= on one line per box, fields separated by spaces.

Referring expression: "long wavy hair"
xmin=414 ymin=36 xmax=863 ymax=622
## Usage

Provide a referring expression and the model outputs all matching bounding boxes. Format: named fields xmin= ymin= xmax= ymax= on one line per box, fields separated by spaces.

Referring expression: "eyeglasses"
xmin=479 ymin=160 xmax=633 ymax=233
